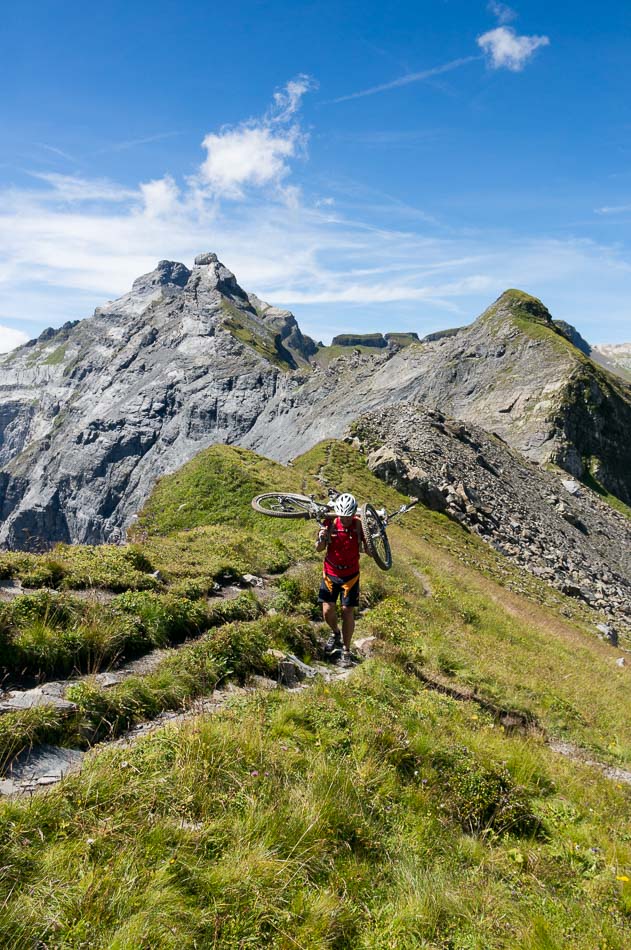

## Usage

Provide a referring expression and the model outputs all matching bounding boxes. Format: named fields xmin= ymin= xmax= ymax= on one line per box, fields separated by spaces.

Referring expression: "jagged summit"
xmin=132 ymin=259 xmax=191 ymax=293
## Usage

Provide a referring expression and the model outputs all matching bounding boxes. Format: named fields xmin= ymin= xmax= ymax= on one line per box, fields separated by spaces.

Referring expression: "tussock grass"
xmin=0 ymin=590 xmax=260 ymax=682
xmin=0 ymin=664 xmax=629 ymax=947
xmin=0 ymin=612 xmax=305 ymax=766
xmin=0 ymin=544 xmax=159 ymax=592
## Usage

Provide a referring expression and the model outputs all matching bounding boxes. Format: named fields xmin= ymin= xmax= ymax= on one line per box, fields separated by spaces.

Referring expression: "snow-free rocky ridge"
xmin=0 ymin=253 xmax=629 ymax=548
xmin=351 ymin=403 xmax=631 ymax=636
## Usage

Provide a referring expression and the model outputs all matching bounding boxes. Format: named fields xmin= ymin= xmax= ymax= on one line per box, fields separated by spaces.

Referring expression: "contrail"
xmin=328 ymin=56 xmax=481 ymax=104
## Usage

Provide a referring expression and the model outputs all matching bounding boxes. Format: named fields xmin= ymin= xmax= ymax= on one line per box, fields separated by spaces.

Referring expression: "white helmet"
xmin=334 ymin=492 xmax=357 ymax=516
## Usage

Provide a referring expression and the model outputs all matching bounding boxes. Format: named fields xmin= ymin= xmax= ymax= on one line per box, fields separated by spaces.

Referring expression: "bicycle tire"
xmin=251 ymin=493 xmax=315 ymax=518
xmin=359 ymin=503 xmax=393 ymax=571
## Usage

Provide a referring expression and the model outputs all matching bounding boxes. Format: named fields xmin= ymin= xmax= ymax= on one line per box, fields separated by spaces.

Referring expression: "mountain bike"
xmin=251 ymin=488 xmax=418 ymax=571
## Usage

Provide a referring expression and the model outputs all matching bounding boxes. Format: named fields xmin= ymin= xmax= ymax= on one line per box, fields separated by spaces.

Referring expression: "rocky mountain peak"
xmin=189 ymin=251 xmax=249 ymax=302
xmin=131 ymin=259 xmax=191 ymax=294
xmin=484 ymin=289 xmax=553 ymax=326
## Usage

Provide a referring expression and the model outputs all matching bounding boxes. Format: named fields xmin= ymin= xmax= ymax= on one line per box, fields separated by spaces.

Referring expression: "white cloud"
xmin=487 ymin=1 xmax=517 ymax=25
xmin=29 ymin=172 xmax=137 ymax=203
xmin=199 ymin=126 xmax=303 ymax=199
xmin=197 ymin=75 xmax=314 ymax=199
xmin=0 ymin=77 xmax=629 ymax=344
xmin=0 ymin=325 xmax=29 ymax=353
xmin=140 ymin=176 xmax=180 ymax=217
xmin=329 ymin=57 xmax=479 ymax=104
xmin=477 ymin=26 xmax=549 ymax=71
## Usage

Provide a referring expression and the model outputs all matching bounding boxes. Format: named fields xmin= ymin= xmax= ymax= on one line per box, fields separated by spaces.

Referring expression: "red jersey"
xmin=324 ymin=516 xmax=362 ymax=577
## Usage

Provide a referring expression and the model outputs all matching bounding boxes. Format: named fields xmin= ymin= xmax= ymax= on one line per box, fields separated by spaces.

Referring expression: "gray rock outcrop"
xmin=352 ymin=403 xmax=631 ymax=635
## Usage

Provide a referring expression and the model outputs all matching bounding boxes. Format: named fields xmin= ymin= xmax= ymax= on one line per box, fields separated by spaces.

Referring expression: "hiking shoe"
xmin=340 ymin=649 xmax=353 ymax=669
xmin=324 ymin=632 xmax=343 ymax=654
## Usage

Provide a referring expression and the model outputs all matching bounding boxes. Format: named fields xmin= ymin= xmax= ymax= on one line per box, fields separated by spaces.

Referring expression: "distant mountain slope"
xmin=243 ymin=289 xmax=631 ymax=507
xmin=0 ymin=254 xmax=629 ymax=548
xmin=592 ymin=342 xmax=631 ymax=379
xmin=0 ymin=254 xmax=316 ymax=548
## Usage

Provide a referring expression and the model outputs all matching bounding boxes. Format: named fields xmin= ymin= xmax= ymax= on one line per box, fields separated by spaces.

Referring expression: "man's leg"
xmin=322 ymin=600 xmax=341 ymax=636
xmin=341 ymin=605 xmax=355 ymax=650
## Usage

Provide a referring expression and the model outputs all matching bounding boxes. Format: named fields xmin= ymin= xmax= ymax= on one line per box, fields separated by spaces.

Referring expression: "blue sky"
xmin=1 ymin=0 xmax=630 ymax=349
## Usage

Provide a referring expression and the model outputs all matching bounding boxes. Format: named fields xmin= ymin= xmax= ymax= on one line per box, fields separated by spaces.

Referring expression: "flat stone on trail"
xmin=6 ymin=744 xmax=84 ymax=786
xmin=0 ymin=689 xmax=76 ymax=713
xmin=354 ymin=636 xmax=379 ymax=656
xmin=94 ymin=672 xmax=123 ymax=688
xmin=249 ymin=675 xmax=278 ymax=690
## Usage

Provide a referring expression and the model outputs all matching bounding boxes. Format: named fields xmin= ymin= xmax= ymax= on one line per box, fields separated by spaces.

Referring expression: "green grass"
xmin=41 ymin=344 xmax=67 ymax=366
xmin=0 ymin=611 xmax=305 ymax=768
xmin=220 ymin=301 xmax=296 ymax=371
xmin=0 ymin=543 xmax=160 ymax=591
xmin=0 ymin=664 xmax=629 ymax=948
xmin=0 ymin=439 xmax=630 ymax=945
xmin=132 ymin=443 xmax=321 ymax=536
xmin=0 ymin=588 xmax=260 ymax=682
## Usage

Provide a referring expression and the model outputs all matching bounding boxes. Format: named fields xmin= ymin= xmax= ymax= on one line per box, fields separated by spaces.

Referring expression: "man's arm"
xmin=355 ymin=516 xmax=368 ymax=554
xmin=316 ymin=522 xmax=331 ymax=552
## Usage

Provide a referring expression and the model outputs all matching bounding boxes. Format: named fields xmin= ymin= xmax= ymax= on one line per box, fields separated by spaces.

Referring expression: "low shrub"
xmin=112 ymin=591 xmax=207 ymax=649
xmin=18 ymin=559 xmax=66 ymax=589
xmin=55 ymin=544 xmax=160 ymax=591
xmin=65 ymin=614 xmax=285 ymax=743
xmin=431 ymin=746 xmax=543 ymax=836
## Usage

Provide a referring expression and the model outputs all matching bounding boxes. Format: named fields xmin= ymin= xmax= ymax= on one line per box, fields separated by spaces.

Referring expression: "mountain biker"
xmin=316 ymin=492 xmax=365 ymax=668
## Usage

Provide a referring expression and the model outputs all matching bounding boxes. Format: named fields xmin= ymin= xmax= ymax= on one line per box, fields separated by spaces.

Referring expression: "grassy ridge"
xmin=0 ymin=440 xmax=629 ymax=946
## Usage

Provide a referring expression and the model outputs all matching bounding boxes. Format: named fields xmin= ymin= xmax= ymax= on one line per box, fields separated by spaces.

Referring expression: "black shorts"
xmin=318 ymin=571 xmax=360 ymax=608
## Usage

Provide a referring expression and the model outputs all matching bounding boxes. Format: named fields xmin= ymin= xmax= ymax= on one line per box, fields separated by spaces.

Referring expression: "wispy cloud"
xmin=197 ymin=74 xmax=316 ymax=199
xmin=35 ymin=143 xmax=77 ymax=163
xmin=0 ymin=78 xmax=629 ymax=345
xmin=487 ymin=1 xmax=517 ymax=25
xmin=92 ymin=131 xmax=182 ymax=154
xmin=327 ymin=57 xmax=480 ymax=104
xmin=595 ymin=203 xmax=631 ymax=215
xmin=477 ymin=26 xmax=550 ymax=71
xmin=28 ymin=172 xmax=137 ymax=203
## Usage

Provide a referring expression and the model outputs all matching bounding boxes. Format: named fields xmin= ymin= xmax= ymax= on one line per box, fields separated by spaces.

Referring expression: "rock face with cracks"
xmin=351 ymin=403 xmax=631 ymax=635
xmin=0 ymin=254 xmax=629 ymax=549
xmin=0 ymin=254 xmax=316 ymax=548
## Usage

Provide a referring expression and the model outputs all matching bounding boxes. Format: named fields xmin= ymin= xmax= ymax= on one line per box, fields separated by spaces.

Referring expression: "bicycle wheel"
xmin=251 ymin=493 xmax=315 ymax=518
xmin=359 ymin=503 xmax=392 ymax=571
